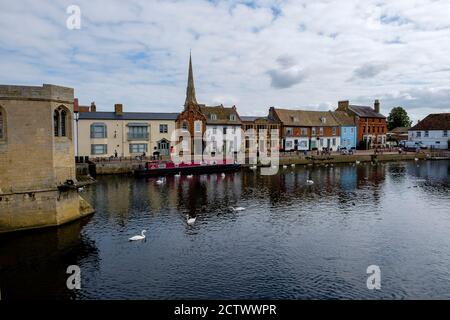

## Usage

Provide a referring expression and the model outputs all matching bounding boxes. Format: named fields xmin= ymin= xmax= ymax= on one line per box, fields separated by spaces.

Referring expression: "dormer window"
xmin=230 ymin=114 xmax=236 ymax=121
xmin=210 ymin=114 xmax=217 ymax=120
xmin=291 ymin=116 xmax=299 ymax=122
xmin=320 ymin=117 xmax=327 ymax=124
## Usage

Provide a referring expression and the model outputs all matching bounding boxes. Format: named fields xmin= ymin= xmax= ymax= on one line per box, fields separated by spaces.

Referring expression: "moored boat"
xmin=134 ymin=161 xmax=241 ymax=177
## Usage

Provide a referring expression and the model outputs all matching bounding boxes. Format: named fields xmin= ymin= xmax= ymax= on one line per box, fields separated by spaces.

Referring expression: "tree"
xmin=387 ymin=107 xmax=412 ymax=131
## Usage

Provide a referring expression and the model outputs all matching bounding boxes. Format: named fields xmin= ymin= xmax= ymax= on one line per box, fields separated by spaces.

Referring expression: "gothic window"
xmin=0 ymin=106 xmax=5 ymax=140
xmin=54 ymin=106 xmax=71 ymax=138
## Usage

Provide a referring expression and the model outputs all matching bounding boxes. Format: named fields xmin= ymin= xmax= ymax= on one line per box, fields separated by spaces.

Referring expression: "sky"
xmin=1 ymin=0 xmax=450 ymax=123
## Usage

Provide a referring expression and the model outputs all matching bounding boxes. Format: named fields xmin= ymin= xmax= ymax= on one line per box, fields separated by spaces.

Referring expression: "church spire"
xmin=185 ymin=52 xmax=198 ymax=106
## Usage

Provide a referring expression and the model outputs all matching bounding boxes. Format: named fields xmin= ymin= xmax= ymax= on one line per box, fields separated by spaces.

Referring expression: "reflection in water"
xmin=0 ymin=160 xmax=449 ymax=299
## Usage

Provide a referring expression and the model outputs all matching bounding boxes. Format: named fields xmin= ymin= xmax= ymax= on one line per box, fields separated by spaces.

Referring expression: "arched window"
xmin=54 ymin=110 xmax=60 ymax=137
xmin=0 ymin=106 xmax=5 ymax=140
xmin=54 ymin=106 xmax=71 ymax=138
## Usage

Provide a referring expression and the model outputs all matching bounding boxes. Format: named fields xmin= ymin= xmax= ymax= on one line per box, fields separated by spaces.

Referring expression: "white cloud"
xmin=0 ymin=0 xmax=449 ymax=121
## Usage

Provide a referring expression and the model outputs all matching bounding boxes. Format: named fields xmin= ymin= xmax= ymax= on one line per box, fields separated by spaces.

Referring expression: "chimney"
xmin=338 ymin=100 xmax=349 ymax=111
xmin=374 ymin=99 xmax=380 ymax=113
xmin=74 ymin=98 xmax=79 ymax=113
xmin=114 ymin=103 xmax=123 ymax=115
xmin=90 ymin=101 xmax=96 ymax=112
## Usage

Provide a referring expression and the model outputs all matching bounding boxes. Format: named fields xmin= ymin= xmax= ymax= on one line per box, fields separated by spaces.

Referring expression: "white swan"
xmin=250 ymin=165 xmax=257 ymax=170
xmin=355 ymin=160 xmax=361 ymax=165
xmin=129 ymin=230 xmax=146 ymax=241
xmin=306 ymin=179 xmax=314 ymax=185
xmin=156 ymin=178 xmax=165 ymax=184
xmin=283 ymin=165 xmax=288 ymax=169
xmin=291 ymin=164 xmax=296 ymax=167
xmin=221 ymin=173 xmax=226 ymax=178
xmin=187 ymin=174 xmax=193 ymax=179
xmin=78 ymin=187 xmax=85 ymax=192
xmin=187 ymin=216 xmax=197 ymax=225
xmin=230 ymin=206 xmax=246 ymax=212
xmin=414 ymin=158 xmax=419 ymax=161
xmin=175 ymin=172 xmax=181 ymax=178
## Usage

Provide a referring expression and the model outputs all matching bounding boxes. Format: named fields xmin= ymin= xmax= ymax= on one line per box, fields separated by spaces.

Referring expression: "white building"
xmin=408 ymin=113 xmax=450 ymax=149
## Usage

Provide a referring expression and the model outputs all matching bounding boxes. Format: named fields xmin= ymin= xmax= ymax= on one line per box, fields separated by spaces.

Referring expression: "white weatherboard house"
xmin=408 ymin=113 xmax=450 ymax=149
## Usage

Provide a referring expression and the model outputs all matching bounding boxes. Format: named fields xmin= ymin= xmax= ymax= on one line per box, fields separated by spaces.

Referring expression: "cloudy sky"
xmin=1 ymin=0 xmax=450 ymax=122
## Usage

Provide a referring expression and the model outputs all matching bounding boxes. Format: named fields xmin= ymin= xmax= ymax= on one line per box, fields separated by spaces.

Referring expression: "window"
xmin=350 ymin=128 xmax=354 ymax=133
xmin=54 ymin=106 xmax=70 ymax=137
xmin=424 ymin=131 xmax=429 ymax=137
xmin=320 ymin=138 xmax=324 ymax=147
xmin=128 ymin=125 xmax=148 ymax=140
xmin=182 ymin=121 xmax=188 ymax=131
xmin=91 ymin=144 xmax=107 ymax=155
xmin=301 ymin=128 xmax=307 ymax=136
xmin=223 ymin=127 xmax=227 ymax=134
xmin=159 ymin=124 xmax=168 ymax=133
xmin=312 ymin=127 xmax=316 ymax=135
xmin=194 ymin=121 xmax=202 ymax=133
xmin=129 ymin=143 xmax=147 ymax=154
xmin=416 ymin=131 xmax=421 ymax=138
xmin=332 ymin=127 xmax=337 ymax=136
xmin=232 ymin=126 xmax=237 ymax=134
xmin=343 ymin=128 xmax=347 ymax=134
xmin=299 ymin=141 xmax=307 ymax=148
xmin=230 ymin=114 xmax=236 ymax=121
xmin=444 ymin=130 xmax=448 ymax=137
xmin=332 ymin=138 xmax=336 ymax=146
xmin=0 ymin=107 xmax=5 ymax=140
xmin=286 ymin=127 xmax=293 ymax=136
xmin=210 ymin=114 xmax=217 ymax=120
xmin=213 ymin=127 xmax=217 ymax=134
xmin=54 ymin=110 xmax=60 ymax=137
xmin=285 ymin=140 xmax=293 ymax=148
xmin=90 ymin=123 xmax=107 ymax=138
xmin=319 ymin=127 xmax=324 ymax=136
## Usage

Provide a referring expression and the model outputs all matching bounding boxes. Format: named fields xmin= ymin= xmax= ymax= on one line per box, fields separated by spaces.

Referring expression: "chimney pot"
xmin=90 ymin=101 xmax=96 ymax=112
xmin=114 ymin=104 xmax=123 ymax=115
xmin=374 ymin=99 xmax=380 ymax=113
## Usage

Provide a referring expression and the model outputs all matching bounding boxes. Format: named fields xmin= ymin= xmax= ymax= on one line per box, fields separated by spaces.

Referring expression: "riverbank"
xmin=74 ymin=151 xmax=450 ymax=175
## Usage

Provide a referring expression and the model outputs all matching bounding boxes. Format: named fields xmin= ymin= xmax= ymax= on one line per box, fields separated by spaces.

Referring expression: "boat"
xmin=134 ymin=161 xmax=241 ymax=177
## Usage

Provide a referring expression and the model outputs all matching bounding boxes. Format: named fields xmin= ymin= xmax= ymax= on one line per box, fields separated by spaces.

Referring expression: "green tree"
xmin=387 ymin=107 xmax=412 ymax=131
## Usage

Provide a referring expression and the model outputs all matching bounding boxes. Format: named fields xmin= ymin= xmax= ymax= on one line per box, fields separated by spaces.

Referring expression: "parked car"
xmin=402 ymin=141 xmax=427 ymax=150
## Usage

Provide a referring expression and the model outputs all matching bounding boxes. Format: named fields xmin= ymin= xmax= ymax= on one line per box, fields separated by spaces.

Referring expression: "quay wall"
xmin=83 ymin=153 xmax=429 ymax=175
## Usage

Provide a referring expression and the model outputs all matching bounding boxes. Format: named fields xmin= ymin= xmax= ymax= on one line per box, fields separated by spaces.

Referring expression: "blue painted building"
xmin=333 ymin=111 xmax=357 ymax=149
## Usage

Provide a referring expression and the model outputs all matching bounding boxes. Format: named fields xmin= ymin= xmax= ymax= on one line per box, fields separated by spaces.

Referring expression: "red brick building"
xmin=336 ymin=100 xmax=387 ymax=149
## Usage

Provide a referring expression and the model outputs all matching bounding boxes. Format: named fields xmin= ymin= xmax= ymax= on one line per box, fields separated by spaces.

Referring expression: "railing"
xmin=127 ymin=133 xmax=149 ymax=141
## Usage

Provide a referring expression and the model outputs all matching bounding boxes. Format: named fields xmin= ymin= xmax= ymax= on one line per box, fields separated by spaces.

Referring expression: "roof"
xmin=78 ymin=111 xmax=179 ymax=121
xmin=348 ymin=105 xmax=386 ymax=118
xmin=390 ymin=127 xmax=410 ymax=134
xmin=410 ymin=113 xmax=450 ymax=131
xmin=241 ymin=116 xmax=279 ymax=124
xmin=272 ymin=108 xmax=340 ymax=127
xmin=332 ymin=111 xmax=356 ymax=126
xmin=199 ymin=105 xmax=242 ymax=125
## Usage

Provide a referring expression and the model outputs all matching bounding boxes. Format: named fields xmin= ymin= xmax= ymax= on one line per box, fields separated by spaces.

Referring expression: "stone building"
xmin=176 ymin=54 xmax=243 ymax=163
xmin=0 ymin=84 xmax=94 ymax=234
xmin=76 ymin=103 xmax=178 ymax=158
xmin=336 ymin=100 xmax=387 ymax=149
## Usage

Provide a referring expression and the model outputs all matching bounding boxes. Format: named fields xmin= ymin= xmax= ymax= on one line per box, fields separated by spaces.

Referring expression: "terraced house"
xmin=269 ymin=108 xmax=341 ymax=151
xmin=76 ymin=102 xmax=178 ymax=158
xmin=336 ymin=100 xmax=387 ymax=149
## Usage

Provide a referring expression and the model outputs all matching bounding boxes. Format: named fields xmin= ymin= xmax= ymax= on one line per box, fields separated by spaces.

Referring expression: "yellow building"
xmin=76 ymin=103 xmax=178 ymax=158
xmin=0 ymin=84 xmax=94 ymax=234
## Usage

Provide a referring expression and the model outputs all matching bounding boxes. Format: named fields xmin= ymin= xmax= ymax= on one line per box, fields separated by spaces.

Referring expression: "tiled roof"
xmin=332 ymin=111 xmax=356 ymax=126
xmin=390 ymin=127 xmax=410 ymax=133
xmin=273 ymin=108 xmax=340 ymax=126
xmin=199 ymin=105 xmax=242 ymax=125
xmin=78 ymin=112 xmax=179 ymax=121
xmin=348 ymin=105 xmax=385 ymax=118
xmin=410 ymin=113 xmax=450 ymax=131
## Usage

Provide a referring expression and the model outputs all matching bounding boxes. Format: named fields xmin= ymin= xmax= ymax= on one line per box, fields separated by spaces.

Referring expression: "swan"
xmin=156 ymin=178 xmax=165 ymax=184
xmin=272 ymin=165 xmax=278 ymax=169
xmin=187 ymin=216 xmax=196 ymax=225
xmin=250 ymin=165 xmax=257 ymax=170
xmin=230 ymin=206 xmax=246 ymax=212
xmin=306 ymin=179 xmax=314 ymax=185
xmin=355 ymin=160 xmax=361 ymax=165
xmin=221 ymin=173 xmax=226 ymax=178
xmin=291 ymin=164 xmax=296 ymax=167
xmin=129 ymin=230 xmax=146 ymax=241
xmin=175 ymin=172 xmax=181 ymax=178
xmin=283 ymin=165 xmax=288 ymax=169
xmin=187 ymin=174 xmax=193 ymax=179
xmin=78 ymin=187 xmax=85 ymax=192
xmin=414 ymin=158 xmax=419 ymax=161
